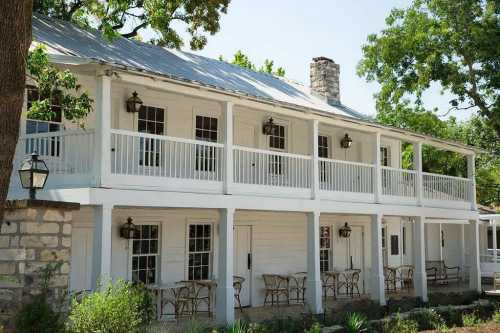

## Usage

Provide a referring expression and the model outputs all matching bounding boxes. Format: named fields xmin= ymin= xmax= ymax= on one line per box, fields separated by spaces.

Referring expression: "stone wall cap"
xmin=5 ymin=199 xmax=80 ymax=211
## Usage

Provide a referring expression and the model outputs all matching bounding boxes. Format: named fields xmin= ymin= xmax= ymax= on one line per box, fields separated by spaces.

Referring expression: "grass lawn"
xmin=421 ymin=321 xmax=500 ymax=332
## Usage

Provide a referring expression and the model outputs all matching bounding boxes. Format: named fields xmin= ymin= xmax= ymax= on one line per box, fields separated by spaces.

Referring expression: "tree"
xmin=357 ymin=0 xmax=500 ymax=137
xmin=219 ymin=50 xmax=286 ymax=77
xmin=33 ymin=0 xmax=231 ymax=50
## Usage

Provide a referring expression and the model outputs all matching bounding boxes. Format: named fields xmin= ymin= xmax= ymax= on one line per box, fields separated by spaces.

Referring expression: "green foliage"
xmin=343 ymin=312 xmax=368 ymax=333
xmin=358 ymin=0 xmax=500 ymax=136
xmin=462 ymin=311 xmax=482 ymax=327
xmin=14 ymin=261 xmax=65 ymax=333
xmin=33 ymin=0 xmax=230 ymax=50
xmin=304 ymin=322 xmax=321 ymax=333
xmin=27 ymin=45 xmax=93 ymax=127
xmin=66 ymin=280 xmax=155 ymax=333
xmin=493 ymin=310 xmax=500 ymax=323
xmin=408 ymin=308 xmax=446 ymax=331
xmin=383 ymin=314 xmax=418 ymax=333
xmin=219 ymin=50 xmax=286 ymax=77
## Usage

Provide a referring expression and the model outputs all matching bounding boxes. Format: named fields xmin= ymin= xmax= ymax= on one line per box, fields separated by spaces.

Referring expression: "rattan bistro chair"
xmin=396 ymin=265 xmax=414 ymax=292
xmin=384 ymin=266 xmax=397 ymax=292
xmin=262 ymin=274 xmax=289 ymax=306
xmin=233 ymin=275 xmax=245 ymax=312
xmin=289 ymin=272 xmax=307 ymax=304
xmin=321 ymin=272 xmax=337 ymax=300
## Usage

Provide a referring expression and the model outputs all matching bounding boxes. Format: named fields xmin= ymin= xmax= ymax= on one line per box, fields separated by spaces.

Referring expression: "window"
xmin=131 ymin=225 xmax=159 ymax=284
xmin=380 ymin=146 xmax=390 ymax=167
xmin=138 ymin=106 xmax=165 ymax=167
xmin=402 ymin=226 xmax=407 ymax=255
xmin=188 ymin=224 xmax=212 ymax=280
xmin=382 ymin=227 xmax=386 ymax=249
xmin=269 ymin=124 xmax=285 ymax=175
xmin=318 ymin=135 xmax=329 ymax=158
xmin=25 ymin=86 xmax=62 ymax=156
xmin=390 ymin=235 xmax=399 ymax=255
xmin=441 ymin=229 xmax=444 ymax=248
xmin=195 ymin=116 xmax=218 ymax=172
xmin=320 ymin=226 xmax=331 ymax=272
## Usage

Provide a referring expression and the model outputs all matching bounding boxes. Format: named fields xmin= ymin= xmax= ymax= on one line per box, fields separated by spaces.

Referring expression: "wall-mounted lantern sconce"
xmin=339 ymin=222 xmax=352 ymax=238
xmin=340 ymin=133 xmax=353 ymax=149
xmin=126 ymin=91 xmax=143 ymax=113
xmin=119 ymin=217 xmax=139 ymax=239
xmin=18 ymin=152 xmax=49 ymax=200
xmin=262 ymin=117 xmax=277 ymax=135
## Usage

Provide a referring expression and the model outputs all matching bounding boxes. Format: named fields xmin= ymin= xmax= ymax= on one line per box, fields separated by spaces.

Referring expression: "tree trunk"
xmin=0 ymin=1 xmax=33 ymax=224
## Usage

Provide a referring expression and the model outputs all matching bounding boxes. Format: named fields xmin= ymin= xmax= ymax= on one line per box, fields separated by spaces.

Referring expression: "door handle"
xmin=247 ymin=253 xmax=252 ymax=270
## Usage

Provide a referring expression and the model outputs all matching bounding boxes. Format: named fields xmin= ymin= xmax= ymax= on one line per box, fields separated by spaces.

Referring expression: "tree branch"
xmin=121 ymin=21 xmax=148 ymax=38
xmin=66 ymin=0 xmax=84 ymax=19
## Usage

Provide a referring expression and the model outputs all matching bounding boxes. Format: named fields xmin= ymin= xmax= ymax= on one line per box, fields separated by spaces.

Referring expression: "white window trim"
xmin=318 ymin=133 xmax=332 ymax=159
xmin=127 ymin=221 xmax=161 ymax=284
xmin=185 ymin=220 xmax=215 ymax=280
xmin=135 ymin=104 xmax=167 ymax=135
xmin=192 ymin=109 xmax=221 ymax=143
xmin=320 ymin=224 xmax=333 ymax=272
xmin=266 ymin=117 xmax=289 ymax=152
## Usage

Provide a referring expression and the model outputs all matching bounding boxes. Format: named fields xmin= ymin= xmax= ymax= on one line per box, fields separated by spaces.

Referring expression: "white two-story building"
xmin=8 ymin=14 xmax=482 ymax=323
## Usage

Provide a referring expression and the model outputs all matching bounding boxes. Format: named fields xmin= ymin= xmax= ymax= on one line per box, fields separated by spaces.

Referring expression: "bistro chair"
xmin=321 ymin=272 xmax=337 ymax=300
xmin=493 ymin=272 xmax=500 ymax=290
xmin=182 ymin=280 xmax=215 ymax=318
xmin=384 ymin=266 xmax=397 ymax=292
xmin=289 ymin=272 xmax=307 ymax=304
xmin=337 ymin=269 xmax=361 ymax=298
xmin=396 ymin=265 xmax=414 ymax=292
xmin=233 ymin=275 xmax=245 ymax=312
xmin=262 ymin=274 xmax=289 ymax=306
xmin=161 ymin=283 xmax=192 ymax=320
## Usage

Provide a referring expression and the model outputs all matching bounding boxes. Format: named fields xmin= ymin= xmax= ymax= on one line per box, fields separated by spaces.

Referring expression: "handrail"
xmin=21 ymin=128 xmax=95 ymax=139
xmin=381 ymin=165 xmax=417 ymax=174
xmin=233 ymin=145 xmax=312 ymax=159
xmin=110 ymin=128 xmax=224 ymax=148
xmin=318 ymin=157 xmax=375 ymax=168
xmin=422 ymin=172 xmax=470 ymax=182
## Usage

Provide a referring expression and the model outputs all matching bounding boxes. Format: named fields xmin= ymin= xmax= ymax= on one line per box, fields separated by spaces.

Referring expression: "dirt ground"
xmin=421 ymin=322 xmax=500 ymax=332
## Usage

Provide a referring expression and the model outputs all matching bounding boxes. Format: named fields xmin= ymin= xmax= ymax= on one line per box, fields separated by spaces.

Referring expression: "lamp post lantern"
xmin=18 ymin=152 xmax=49 ymax=200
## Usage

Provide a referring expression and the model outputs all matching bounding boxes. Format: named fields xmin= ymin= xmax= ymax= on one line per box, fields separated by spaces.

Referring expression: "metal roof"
xmin=32 ymin=14 xmax=365 ymax=119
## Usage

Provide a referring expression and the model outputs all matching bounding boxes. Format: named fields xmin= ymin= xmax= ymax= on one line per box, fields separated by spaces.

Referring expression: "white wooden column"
xmin=223 ymin=102 xmax=234 ymax=194
xmin=310 ymin=120 xmax=320 ymax=199
xmin=373 ymin=133 xmax=382 ymax=203
xmin=91 ymin=204 xmax=113 ymax=289
xmin=370 ymin=213 xmax=386 ymax=305
xmin=94 ymin=73 xmax=112 ymax=187
xmin=305 ymin=211 xmax=322 ymax=313
xmin=467 ymin=154 xmax=477 ymax=211
xmin=438 ymin=224 xmax=443 ymax=261
xmin=459 ymin=224 xmax=466 ymax=274
xmin=469 ymin=219 xmax=481 ymax=292
xmin=492 ymin=219 xmax=497 ymax=263
xmin=216 ymin=208 xmax=235 ymax=324
xmin=413 ymin=216 xmax=428 ymax=302
xmin=413 ymin=141 xmax=423 ymax=205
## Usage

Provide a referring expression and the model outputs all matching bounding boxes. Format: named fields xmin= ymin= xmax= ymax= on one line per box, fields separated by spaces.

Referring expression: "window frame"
xmin=185 ymin=221 xmax=214 ymax=281
xmin=318 ymin=134 xmax=330 ymax=159
xmin=137 ymin=105 xmax=166 ymax=168
xmin=128 ymin=222 xmax=161 ymax=285
xmin=319 ymin=225 xmax=332 ymax=273
xmin=380 ymin=145 xmax=390 ymax=167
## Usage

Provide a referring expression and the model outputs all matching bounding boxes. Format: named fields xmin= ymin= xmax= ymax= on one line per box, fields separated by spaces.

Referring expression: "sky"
xmin=142 ymin=0 xmax=468 ymax=120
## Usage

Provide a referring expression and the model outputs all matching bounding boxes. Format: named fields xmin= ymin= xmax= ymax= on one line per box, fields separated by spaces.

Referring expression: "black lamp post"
xmin=340 ymin=133 xmax=353 ymax=149
xmin=18 ymin=152 xmax=49 ymax=200
xmin=120 ymin=217 xmax=139 ymax=239
xmin=126 ymin=91 xmax=143 ymax=113
xmin=339 ymin=222 xmax=352 ymax=238
xmin=262 ymin=117 xmax=277 ymax=135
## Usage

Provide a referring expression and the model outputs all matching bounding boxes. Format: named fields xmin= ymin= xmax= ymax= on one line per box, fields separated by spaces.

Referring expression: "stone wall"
xmin=310 ymin=56 xmax=340 ymax=103
xmin=0 ymin=199 xmax=79 ymax=327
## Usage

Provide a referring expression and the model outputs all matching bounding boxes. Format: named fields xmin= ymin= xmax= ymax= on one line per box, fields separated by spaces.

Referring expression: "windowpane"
xmin=131 ymin=224 xmax=159 ymax=285
xmin=187 ymin=224 xmax=212 ymax=280
xmin=137 ymin=106 xmax=165 ymax=167
xmin=320 ymin=226 xmax=331 ymax=272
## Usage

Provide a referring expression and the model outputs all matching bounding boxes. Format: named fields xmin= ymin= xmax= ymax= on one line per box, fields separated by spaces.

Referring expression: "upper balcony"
xmin=9 ymin=76 xmax=476 ymax=211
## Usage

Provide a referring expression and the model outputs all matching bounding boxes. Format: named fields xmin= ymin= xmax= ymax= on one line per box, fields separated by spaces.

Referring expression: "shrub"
xmin=343 ymin=312 xmax=368 ymax=333
xmin=383 ymin=314 xmax=418 ymax=333
xmin=66 ymin=279 xmax=154 ymax=333
xmin=408 ymin=308 xmax=446 ymax=331
xmin=494 ymin=310 xmax=500 ymax=323
xmin=14 ymin=262 xmax=65 ymax=333
xmin=462 ymin=311 xmax=482 ymax=327
xmin=304 ymin=322 xmax=321 ymax=333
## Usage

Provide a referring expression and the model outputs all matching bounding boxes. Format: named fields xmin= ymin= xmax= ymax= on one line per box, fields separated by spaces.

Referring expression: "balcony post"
xmin=372 ymin=133 xmax=382 ymax=203
xmin=492 ymin=219 xmax=497 ymax=263
xmin=91 ymin=203 xmax=113 ymax=289
xmin=413 ymin=216 xmax=428 ymax=302
xmin=310 ymin=120 xmax=319 ymax=199
xmin=94 ymin=72 xmax=112 ymax=187
xmin=469 ymin=218 xmax=481 ymax=292
xmin=223 ymin=101 xmax=234 ymax=194
xmin=305 ymin=211 xmax=323 ymax=314
xmin=413 ymin=141 xmax=423 ymax=205
xmin=467 ymin=154 xmax=477 ymax=211
xmin=216 ymin=208 xmax=235 ymax=324
xmin=370 ymin=213 xmax=386 ymax=305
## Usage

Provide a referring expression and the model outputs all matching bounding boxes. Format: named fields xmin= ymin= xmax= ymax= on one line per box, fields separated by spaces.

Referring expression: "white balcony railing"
xmin=381 ymin=166 xmax=417 ymax=198
xmin=319 ymin=158 xmax=374 ymax=193
xmin=423 ymin=172 xmax=471 ymax=202
xmin=233 ymin=145 xmax=312 ymax=188
xmin=22 ymin=129 xmax=95 ymax=175
xmin=15 ymin=129 xmax=474 ymax=207
xmin=110 ymin=129 xmax=224 ymax=182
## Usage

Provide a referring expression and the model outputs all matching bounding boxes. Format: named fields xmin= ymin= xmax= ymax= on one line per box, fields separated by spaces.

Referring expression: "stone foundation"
xmin=0 ymin=199 xmax=79 ymax=327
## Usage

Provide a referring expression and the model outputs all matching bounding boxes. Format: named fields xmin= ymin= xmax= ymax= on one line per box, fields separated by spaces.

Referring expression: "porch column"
xmin=413 ymin=141 xmax=423 ymax=205
xmin=467 ymin=154 xmax=477 ymax=211
xmin=91 ymin=204 xmax=113 ymax=289
xmin=469 ymin=219 xmax=481 ymax=292
xmin=94 ymin=72 xmax=112 ymax=187
xmin=216 ymin=208 xmax=235 ymax=324
xmin=370 ymin=213 xmax=385 ymax=305
xmin=492 ymin=219 xmax=497 ymax=263
xmin=223 ymin=102 xmax=234 ymax=194
xmin=459 ymin=224 xmax=466 ymax=274
xmin=413 ymin=216 xmax=428 ymax=302
xmin=310 ymin=120 xmax=320 ymax=200
xmin=305 ymin=211 xmax=323 ymax=313
xmin=372 ymin=133 xmax=382 ymax=203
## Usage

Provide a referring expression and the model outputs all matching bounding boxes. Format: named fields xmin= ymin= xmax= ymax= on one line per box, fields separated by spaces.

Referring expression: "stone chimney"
xmin=310 ymin=56 xmax=340 ymax=104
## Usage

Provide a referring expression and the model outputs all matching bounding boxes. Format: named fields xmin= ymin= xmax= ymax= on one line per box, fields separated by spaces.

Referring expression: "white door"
xmin=348 ymin=226 xmax=365 ymax=292
xmin=70 ymin=227 xmax=93 ymax=291
xmin=233 ymin=226 xmax=252 ymax=307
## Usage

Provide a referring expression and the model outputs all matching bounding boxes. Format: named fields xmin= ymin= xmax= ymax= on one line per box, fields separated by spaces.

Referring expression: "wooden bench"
xmin=426 ymin=260 xmax=460 ymax=284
